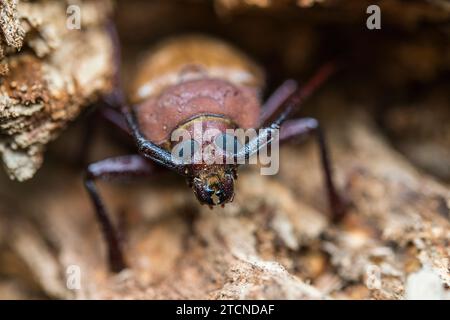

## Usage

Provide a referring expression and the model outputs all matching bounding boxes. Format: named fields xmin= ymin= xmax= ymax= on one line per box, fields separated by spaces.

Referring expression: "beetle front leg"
xmin=84 ymin=154 xmax=155 ymax=272
xmin=279 ymin=117 xmax=348 ymax=222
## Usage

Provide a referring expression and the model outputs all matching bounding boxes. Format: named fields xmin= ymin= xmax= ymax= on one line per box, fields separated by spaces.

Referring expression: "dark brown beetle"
xmin=84 ymin=25 xmax=346 ymax=272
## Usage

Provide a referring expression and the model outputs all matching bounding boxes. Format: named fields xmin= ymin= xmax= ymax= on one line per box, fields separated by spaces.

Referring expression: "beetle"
xmin=84 ymin=24 xmax=347 ymax=272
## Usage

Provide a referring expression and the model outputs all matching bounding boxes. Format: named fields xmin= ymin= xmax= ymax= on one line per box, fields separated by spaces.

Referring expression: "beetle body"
xmin=129 ymin=35 xmax=264 ymax=146
xmin=84 ymin=27 xmax=343 ymax=272
xmin=129 ymin=35 xmax=266 ymax=205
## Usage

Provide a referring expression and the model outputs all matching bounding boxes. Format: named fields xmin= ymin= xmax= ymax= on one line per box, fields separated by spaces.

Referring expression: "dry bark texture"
xmin=0 ymin=0 xmax=113 ymax=181
xmin=0 ymin=0 xmax=449 ymax=300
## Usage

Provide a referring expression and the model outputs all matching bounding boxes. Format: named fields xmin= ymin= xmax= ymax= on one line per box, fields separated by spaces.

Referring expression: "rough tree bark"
xmin=0 ymin=0 xmax=113 ymax=181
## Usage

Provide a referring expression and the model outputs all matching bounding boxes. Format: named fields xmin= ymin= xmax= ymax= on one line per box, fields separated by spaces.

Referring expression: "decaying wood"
xmin=0 ymin=0 xmax=113 ymax=181
xmin=0 ymin=0 xmax=448 ymax=300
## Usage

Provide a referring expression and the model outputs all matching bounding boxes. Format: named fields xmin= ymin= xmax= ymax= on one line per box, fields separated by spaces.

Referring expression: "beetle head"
xmin=189 ymin=166 xmax=236 ymax=207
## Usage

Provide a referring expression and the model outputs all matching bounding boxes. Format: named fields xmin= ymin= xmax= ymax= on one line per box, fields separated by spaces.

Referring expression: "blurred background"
xmin=115 ymin=0 xmax=450 ymax=181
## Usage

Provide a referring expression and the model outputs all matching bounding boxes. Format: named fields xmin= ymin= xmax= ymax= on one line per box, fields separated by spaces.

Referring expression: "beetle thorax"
xmin=133 ymin=78 xmax=261 ymax=146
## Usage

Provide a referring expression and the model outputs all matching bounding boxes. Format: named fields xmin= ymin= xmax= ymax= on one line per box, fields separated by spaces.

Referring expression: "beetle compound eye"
xmin=172 ymin=139 xmax=200 ymax=164
xmin=214 ymin=134 xmax=243 ymax=155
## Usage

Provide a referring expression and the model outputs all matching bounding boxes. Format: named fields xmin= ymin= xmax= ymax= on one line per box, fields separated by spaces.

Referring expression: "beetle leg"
xmin=84 ymin=154 xmax=155 ymax=272
xmin=259 ymin=79 xmax=298 ymax=126
xmin=279 ymin=117 xmax=348 ymax=222
xmin=76 ymin=108 xmax=99 ymax=166
xmin=272 ymin=62 xmax=336 ymax=127
xmin=99 ymin=106 xmax=131 ymax=136
xmin=236 ymin=63 xmax=337 ymax=160
xmin=76 ymin=20 xmax=129 ymax=166
xmin=76 ymin=106 xmax=131 ymax=166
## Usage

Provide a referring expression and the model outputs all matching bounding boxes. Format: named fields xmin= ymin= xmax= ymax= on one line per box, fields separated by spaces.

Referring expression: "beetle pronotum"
xmin=84 ymin=23 xmax=346 ymax=272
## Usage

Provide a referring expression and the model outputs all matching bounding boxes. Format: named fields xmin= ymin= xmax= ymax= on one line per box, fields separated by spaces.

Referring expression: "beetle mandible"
xmin=84 ymin=24 xmax=347 ymax=272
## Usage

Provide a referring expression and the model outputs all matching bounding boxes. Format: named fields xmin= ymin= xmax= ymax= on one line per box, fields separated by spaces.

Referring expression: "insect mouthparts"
xmin=211 ymin=192 xmax=220 ymax=205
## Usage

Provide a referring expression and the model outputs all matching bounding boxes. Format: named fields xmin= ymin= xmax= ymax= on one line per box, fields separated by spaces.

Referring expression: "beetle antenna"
xmin=120 ymin=110 xmax=188 ymax=176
